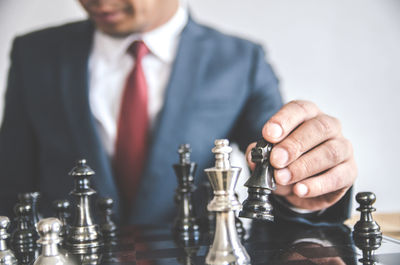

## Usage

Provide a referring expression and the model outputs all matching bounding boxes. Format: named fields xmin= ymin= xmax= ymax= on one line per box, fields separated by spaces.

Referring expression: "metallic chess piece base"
xmin=239 ymin=187 xmax=274 ymax=221
xmin=66 ymin=225 xmax=102 ymax=254
xmin=206 ymin=212 xmax=250 ymax=265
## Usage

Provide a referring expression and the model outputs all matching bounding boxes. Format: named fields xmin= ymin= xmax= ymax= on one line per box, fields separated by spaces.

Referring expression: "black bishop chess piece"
xmin=33 ymin=218 xmax=70 ymax=265
xmin=352 ymin=192 xmax=382 ymax=265
xmin=53 ymin=200 xmax=71 ymax=245
xmin=0 ymin=216 xmax=18 ymax=265
xmin=97 ymin=197 xmax=118 ymax=242
xmin=239 ymin=139 xmax=275 ymax=221
xmin=172 ymin=144 xmax=200 ymax=243
xmin=18 ymin=192 xmax=41 ymax=229
xmin=11 ymin=203 xmax=39 ymax=265
xmin=66 ymin=159 xmax=103 ymax=257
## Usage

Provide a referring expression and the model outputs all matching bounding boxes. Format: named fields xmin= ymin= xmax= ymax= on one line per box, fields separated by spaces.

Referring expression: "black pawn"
xmin=353 ymin=192 xmax=382 ymax=265
xmin=172 ymin=144 xmax=200 ymax=243
xmin=234 ymin=194 xmax=245 ymax=240
xmin=97 ymin=197 xmax=118 ymax=241
xmin=11 ymin=203 xmax=39 ymax=264
xmin=18 ymin=192 xmax=41 ymax=228
xmin=239 ymin=139 xmax=275 ymax=221
xmin=53 ymin=199 xmax=71 ymax=244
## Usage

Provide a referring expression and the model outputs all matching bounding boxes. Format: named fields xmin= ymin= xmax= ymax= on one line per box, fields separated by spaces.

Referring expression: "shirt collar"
xmin=92 ymin=6 xmax=188 ymax=64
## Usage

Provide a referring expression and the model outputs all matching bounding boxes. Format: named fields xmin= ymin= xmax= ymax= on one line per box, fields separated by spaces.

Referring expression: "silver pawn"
xmin=204 ymin=139 xmax=251 ymax=265
xmin=0 ymin=216 xmax=17 ymax=265
xmin=33 ymin=218 xmax=69 ymax=265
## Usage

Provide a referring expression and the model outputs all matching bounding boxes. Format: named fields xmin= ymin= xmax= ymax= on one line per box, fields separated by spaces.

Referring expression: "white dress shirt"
xmin=88 ymin=7 xmax=188 ymax=157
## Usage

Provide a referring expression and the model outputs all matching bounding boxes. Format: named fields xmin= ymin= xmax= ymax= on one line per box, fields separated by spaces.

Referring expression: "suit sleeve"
xmin=0 ymin=37 xmax=39 ymax=217
xmin=231 ymin=44 xmax=352 ymax=225
xmin=231 ymin=44 xmax=283 ymax=153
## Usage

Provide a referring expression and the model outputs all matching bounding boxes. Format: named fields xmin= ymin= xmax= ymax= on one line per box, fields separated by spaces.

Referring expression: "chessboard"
xmin=79 ymin=221 xmax=400 ymax=265
xmin=1 ymin=140 xmax=399 ymax=265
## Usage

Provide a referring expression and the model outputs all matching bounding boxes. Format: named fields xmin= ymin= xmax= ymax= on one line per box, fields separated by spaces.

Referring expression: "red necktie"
xmin=114 ymin=41 xmax=149 ymax=211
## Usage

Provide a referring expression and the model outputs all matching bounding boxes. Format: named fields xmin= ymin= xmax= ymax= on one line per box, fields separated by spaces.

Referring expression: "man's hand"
xmin=246 ymin=100 xmax=357 ymax=211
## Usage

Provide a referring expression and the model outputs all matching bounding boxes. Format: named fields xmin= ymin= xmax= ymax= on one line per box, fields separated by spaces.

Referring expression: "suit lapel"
xmin=131 ymin=19 xmax=208 ymax=221
xmin=58 ymin=21 xmax=121 ymax=217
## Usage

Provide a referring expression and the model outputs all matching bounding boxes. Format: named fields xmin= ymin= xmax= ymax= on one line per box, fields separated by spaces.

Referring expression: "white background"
xmin=0 ymin=0 xmax=399 ymax=214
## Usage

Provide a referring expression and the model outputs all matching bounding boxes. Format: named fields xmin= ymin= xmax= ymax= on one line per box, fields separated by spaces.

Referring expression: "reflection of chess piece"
xmin=33 ymin=218 xmax=69 ymax=265
xmin=353 ymin=192 xmax=382 ymax=265
xmin=97 ymin=197 xmax=118 ymax=241
xmin=18 ymin=192 xmax=41 ymax=228
xmin=11 ymin=203 xmax=39 ymax=264
xmin=53 ymin=200 xmax=71 ymax=245
xmin=240 ymin=139 xmax=275 ymax=221
xmin=0 ymin=216 xmax=18 ymax=265
xmin=205 ymin=139 xmax=250 ymax=265
xmin=173 ymin=144 xmax=200 ymax=243
xmin=66 ymin=160 xmax=103 ymax=254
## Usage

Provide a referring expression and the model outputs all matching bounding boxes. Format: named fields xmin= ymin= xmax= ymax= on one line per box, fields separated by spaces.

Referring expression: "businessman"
xmin=0 ymin=0 xmax=357 ymax=224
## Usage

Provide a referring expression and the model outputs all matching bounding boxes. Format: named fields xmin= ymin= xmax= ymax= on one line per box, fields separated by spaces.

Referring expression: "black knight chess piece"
xmin=97 ymin=197 xmax=118 ymax=242
xmin=11 ymin=204 xmax=39 ymax=265
xmin=0 ymin=216 xmax=18 ymax=265
xmin=172 ymin=144 xmax=200 ymax=243
xmin=239 ymin=139 xmax=275 ymax=221
xmin=53 ymin=200 xmax=71 ymax=245
xmin=352 ymin=192 xmax=382 ymax=265
xmin=18 ymin=192 xmax=41 ymax=228
xmin=66 ymin=159 xmax=103 ymax=255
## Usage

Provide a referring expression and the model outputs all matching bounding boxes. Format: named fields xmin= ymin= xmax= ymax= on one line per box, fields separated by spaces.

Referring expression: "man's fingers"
xmin=262 ymin=100 xmax=321 ymax=143
xmin=285 ymin=188 xmax=349 ymax=211
xmin=274 ymin=137 xmax=353 ymax=185
xmin=292 ymin=157 xmax=357 ymax=198
xmin=269 ymin=114 xmax=342 ymax=168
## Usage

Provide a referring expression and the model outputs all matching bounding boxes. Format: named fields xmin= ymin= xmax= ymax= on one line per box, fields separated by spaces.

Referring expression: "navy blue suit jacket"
xmin=0 ymin=18 xmax=351 ymax=225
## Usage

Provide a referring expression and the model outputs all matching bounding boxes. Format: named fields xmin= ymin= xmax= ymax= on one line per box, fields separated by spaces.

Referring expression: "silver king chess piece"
xmin=66 ymin=159 xmax=103 ymax=254
xmin=204 ymin=139 xmax=251 ymax=265
xmin=240 ymin=139 xmax=275 ymax=221
xmin=0 ymin=216 xmax=17 ymax=265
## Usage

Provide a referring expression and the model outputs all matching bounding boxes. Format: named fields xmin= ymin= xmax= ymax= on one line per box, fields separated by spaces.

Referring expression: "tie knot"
xmin=128 ymin=40 xmax=149 ymax=60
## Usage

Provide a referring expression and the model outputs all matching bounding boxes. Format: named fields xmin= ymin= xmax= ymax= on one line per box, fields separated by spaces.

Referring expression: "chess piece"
xmin=239 ymin=139 xmax=275 ymax=221
xmin=11 ymin=203 xmax=39 ymax=264
xmin=172 ymin=144 xmax=200 ymax=243
xmin=353 ymin=192 xmax=382 ymax=265
xmin=204 ymin=139 xmax=251 ymax=265
xmin=202 ymin=180 xmax=216 ymax=239
xmin=66 ymin=159 xmax=103 ymax=254
xmin=33 ymin=218 xmax=69 ymax=265
xmin=53 ymin=200 xmax=71 ymax=244
xmin=97 ymin=197 xmax=117 ymax=241
xmin=18 ymin=192 xmax=41 ymax=228
xmin=0 ymin=216 xmax=17 ymax=265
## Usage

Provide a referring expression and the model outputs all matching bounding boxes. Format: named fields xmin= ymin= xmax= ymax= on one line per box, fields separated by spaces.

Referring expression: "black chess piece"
xmin=172 ymin=144 xmax=200 ymax=243
xmin=239 ymin=139 xmax=275 ymax=221
xmin=18 ymin=192 xmax=41 ymax=228
xmin=11 ymin=204 xmax=39 ymax=265
xmin=66 ymin=159 xmax=103 ymax=254
xmin=234 ymin=194 xmax=246 ymax=241
xmin=97 ymin=197 xmax=118 ymax=241
xmin=53 ymin=200 xmax=71 ymax=245
xmin=352 ymin=192 xmax=382 ymax=265
xmin=0 ymin=216 xmax=18 ymax=265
